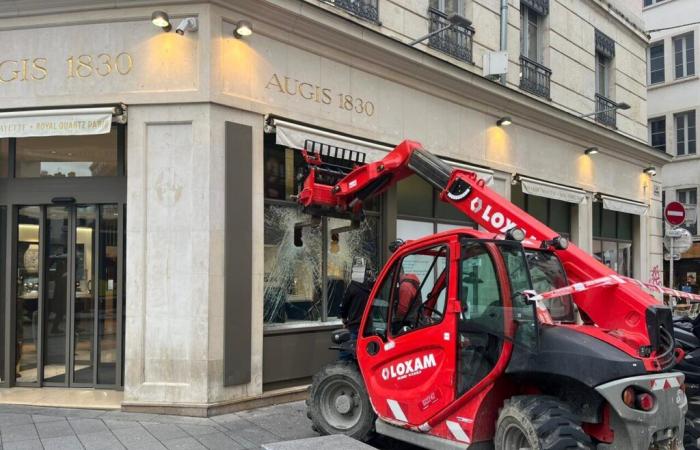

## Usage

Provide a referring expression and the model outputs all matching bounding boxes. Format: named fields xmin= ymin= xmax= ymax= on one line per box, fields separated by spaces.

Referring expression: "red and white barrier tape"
xmin=531 ymin=274 xmax=700 ymax=304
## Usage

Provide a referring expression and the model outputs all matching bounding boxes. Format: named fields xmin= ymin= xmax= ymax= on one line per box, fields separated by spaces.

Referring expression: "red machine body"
xmin=298 ymin=139 xmax=682 ymax=447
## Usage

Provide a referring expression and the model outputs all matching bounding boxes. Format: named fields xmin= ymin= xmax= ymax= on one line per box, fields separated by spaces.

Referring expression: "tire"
xmin=306 ymin=360 xmax=376 ymax=441
xmin=495 ymin=396 xmax=593 ymax=450
xmin=685 ymin=409 xmax=700 ymax=450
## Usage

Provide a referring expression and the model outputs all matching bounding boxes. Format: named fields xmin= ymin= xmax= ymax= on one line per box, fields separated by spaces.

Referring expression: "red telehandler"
xmin=292 ymin=139 xmax=688 ymax=449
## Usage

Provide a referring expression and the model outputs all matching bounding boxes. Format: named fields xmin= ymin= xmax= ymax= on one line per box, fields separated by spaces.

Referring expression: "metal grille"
xmin=330 ymin=0 xmax=379 ymax=23
xmin=595 ymin=94 xmax=617 ymax=128
xmin=519 ymin=55 xmax=551 ymax=99
xmin=428 ymin=8 xmax=475 ymax=63
xmin=595 ymin=29 xmax=615 ymax=58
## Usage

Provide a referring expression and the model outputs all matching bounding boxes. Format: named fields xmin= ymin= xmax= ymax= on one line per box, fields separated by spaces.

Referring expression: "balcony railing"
xmin=595 ymin=93 xmax=617 ymax=128
xmin=428 ymin=8 xmax=474 ymax=63
xmin=330 ymin=0 xmax=379 ymax=23
xmin=519 ymin=55 xmax=551 ymax=99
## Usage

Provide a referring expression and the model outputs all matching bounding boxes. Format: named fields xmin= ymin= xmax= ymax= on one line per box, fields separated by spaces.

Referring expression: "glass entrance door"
xmin=14 ymin=204 xmax=123 ymax=387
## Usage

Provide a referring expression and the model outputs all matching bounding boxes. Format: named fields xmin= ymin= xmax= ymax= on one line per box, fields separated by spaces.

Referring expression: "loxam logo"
xmin=469 ymin=196 xmax=533 ymax=238
xmin=381 ymin=354 xmax=437 ymax=381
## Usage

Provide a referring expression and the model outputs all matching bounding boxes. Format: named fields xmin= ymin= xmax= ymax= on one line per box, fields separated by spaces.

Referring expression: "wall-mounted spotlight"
xmin=234 ymin=20 xmax=253 ymax=38
xmin=176 ymin=17 xmax=198 ymax=35
xmin=584 ymin=146 xmax=599 ymax=155
xmin=644 ymin=166 xmax=657 ymax=176
xmin=151 ymin=10 xmax=172 ymax=32
xmin=496 ymin=116 xmax=512 ymax=127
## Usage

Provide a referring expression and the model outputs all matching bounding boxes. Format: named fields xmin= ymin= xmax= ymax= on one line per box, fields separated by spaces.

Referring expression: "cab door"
xmin=356 ymin=238 xmax=459 ymax=426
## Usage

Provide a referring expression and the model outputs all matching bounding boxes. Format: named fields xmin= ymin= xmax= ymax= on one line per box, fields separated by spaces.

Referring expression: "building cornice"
xmin=228 ymin=0 xmax=670 ymax=167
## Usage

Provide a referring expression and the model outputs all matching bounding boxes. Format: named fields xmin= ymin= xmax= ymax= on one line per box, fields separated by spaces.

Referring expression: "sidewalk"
xmin=0 ymin=401 xmax=318 ymax=450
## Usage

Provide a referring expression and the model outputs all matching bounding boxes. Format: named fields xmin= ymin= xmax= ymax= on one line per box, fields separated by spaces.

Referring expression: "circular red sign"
xmin=665 ymin=201 xmax=686 ymax=226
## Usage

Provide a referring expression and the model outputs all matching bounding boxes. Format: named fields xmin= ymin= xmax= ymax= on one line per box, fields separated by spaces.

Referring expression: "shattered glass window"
xmin=263 ymin=205 xmax=380 ymax=326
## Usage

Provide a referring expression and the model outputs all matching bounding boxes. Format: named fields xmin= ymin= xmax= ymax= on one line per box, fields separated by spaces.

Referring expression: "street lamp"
xmin=644 ymin=166 xmax=657 ymax=176
xmin=496 ymin=116 xmax=512 ymax=127
xmin=584 ymin=147 xmax=599 ymax=155
xmin=578 ymin=102 xmax=631 ymax=119
xmin=407 ymin=14 xmax=472 ymax=46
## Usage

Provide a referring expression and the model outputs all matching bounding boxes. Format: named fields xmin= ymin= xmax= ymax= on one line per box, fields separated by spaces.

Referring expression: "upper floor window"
xmin=674 ymin=33 xmax=695 ymax=79
xmin=596 ymin=52 xmax=611 ymax=97
xmin=649 ymin=41 xmax=665 ymax=84
xmin=428 ymin=0 xmax=474 ymax=63
xmin=430 ymin=0 xmax=463 ymax=14
xmin=328 ymin=0 xmax=379 ymax=23
xmin=644 ymin=0 xmax=666 ymax=6
xmin=649 ymin=117 xmax=666 ymax=152
xmin=675 ymin=110 xmax=697 ymax=156
xmin=677 ymin=188 xmax=697 ymax=235
xmin=520 ymin=4 xmax=541 ymax=62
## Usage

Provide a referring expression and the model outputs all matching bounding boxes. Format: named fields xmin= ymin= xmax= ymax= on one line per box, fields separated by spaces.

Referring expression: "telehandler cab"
xmin=292 ymin=139 xmax=687 ymax=449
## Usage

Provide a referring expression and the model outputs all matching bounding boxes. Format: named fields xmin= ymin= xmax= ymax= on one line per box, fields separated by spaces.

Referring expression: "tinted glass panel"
xmin=73 ymin=206 xmax=96 ymax=384
xmin=98 ymin=205 xmax=119 ymax=385
xmin=548 ymin=199 xmax=571 ymax=237
xmin=43 ymin=207 xmax=69 ymax=384
xmin=650 ymin=118 xmax=666 ymax=151
xmin=527 ymin=195 xmax=548 ymax=225
xmin=0 ymin=139 xmax=8 ymax=177
xmin=398 ymin=175 xmax=433 ymax=217
xmin=363 ymin=265 xmax=396 ymax=338
xmin=15 ymin=129 xmax=118 ymax=177
xmin=526 ymin=250 xmax=575 ymax=322
xmin=601 ymin=208 xmax=617 ymax=238
xmin=617 ymin=212 xmax=633 ymax=241
xmin=649 ymin=42 xmax=664 ymax=84
xmin=593 ymin=203 xmax=601 ymax=237
xmin=0 ymin=207 xmax=5 ymax=384
xmin=16 ymin=206 xmax=40 ymax=383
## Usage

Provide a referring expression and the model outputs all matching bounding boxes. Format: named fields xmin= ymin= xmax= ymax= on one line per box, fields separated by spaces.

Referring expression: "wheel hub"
xmin=335 ymin=394 xmax=352 ymax=414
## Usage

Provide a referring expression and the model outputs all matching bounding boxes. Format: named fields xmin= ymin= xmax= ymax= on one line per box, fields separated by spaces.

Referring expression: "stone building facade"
xmin=0 ymin=0 xmax=668 ymax=414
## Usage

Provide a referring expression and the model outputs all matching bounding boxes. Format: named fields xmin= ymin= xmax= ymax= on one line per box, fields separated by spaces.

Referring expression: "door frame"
xmin=1 ymin=126 xmax=126 ymax=389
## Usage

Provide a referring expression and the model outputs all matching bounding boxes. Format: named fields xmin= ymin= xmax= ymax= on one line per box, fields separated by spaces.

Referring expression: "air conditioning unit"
xmin=483 ymin=51 xmax=508 ymax=78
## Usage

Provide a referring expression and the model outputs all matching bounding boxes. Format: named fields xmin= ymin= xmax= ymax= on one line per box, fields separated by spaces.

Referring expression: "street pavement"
xmin=0 ymin=401 xmax=418 ymax=450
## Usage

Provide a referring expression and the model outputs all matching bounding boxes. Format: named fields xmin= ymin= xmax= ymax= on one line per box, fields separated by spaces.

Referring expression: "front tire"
xmin=495 ymin=396 xmax=592 ymax=450
xmin=306 ymin=360 xmax=376 ymax=441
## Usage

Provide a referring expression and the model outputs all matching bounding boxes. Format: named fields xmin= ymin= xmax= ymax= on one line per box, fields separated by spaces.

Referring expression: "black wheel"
xmin=495 ymin=396 xmax=593 ymax=450
xmin=685 ymin=409 xmax=700 ymax=450
xmin=306 ymin=360 xmax=376 ymax=441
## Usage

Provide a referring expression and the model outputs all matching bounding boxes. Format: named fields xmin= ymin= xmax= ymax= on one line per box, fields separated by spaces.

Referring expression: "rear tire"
xmin=306 ymin=360 xmax=376 ymax=442
xmin=685 ymin=409 xmax=700 ymax=450
xmin=495 ymin=396 xmax=593 ymax=450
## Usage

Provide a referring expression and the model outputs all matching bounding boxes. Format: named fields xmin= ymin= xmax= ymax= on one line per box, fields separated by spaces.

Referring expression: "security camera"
xmin=175 ymin=17 xmax=198 ymax=35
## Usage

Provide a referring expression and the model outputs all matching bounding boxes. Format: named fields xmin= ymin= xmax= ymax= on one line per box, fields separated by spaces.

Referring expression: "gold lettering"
xmin=0 ymin=60 xmax=19 ymax=83
xmin=265 ymin=73 xmax=284 ymax=93
xmin=298 ymin=82 xmax=314 ymax=100
xmin=20 ymin=59 xmax=30 ymax=81
xmin=31 ymin=58 xmax=48 ymax=80
xmin=321 ymin=88 xmax=332 ymax=105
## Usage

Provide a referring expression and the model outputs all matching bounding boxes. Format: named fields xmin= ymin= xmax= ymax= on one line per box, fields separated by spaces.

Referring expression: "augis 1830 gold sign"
xmin=265 ymin=73 xmax=375 ymax=117
xmin=0 ymin=52 xmax=133 ymax=83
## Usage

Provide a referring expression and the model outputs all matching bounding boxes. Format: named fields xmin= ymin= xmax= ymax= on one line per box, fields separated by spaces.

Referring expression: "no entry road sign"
xmin=665 ymin=201 xmax=686 ymax=226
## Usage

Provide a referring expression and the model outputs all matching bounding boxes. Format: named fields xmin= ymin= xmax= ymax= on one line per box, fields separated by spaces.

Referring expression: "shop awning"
xmin=600 ymin=194 xmax=648 ymax=216
xmin=519 ymin=176 xmax=587 ymax=204
xmin=270 ymin=118 xmax=393 ymax=162
xmin=269 ymin=118 xmax=494 ymax=185
xmin=0 ymin=107 xmax=124 ymax=139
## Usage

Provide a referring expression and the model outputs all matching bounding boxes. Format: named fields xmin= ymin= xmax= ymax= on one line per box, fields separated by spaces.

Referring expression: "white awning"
xmin=519 ymin=176 xmax=587 ymax=204
xmin=600 ymin=194 xmax=648 ymax=216
xmin=0 ymin=107 xmax=121 ymax=138
xmin=270 ymin=118 xmax=393 ymax=162
xmin=270 ymin=118 xmax=493 ymax=185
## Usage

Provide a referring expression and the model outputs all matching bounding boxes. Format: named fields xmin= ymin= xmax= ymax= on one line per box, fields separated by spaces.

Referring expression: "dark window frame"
xmin=675 ymin=110 xmax=697 ymax=156
xmin=673 ymin=32 xmax=695 ymax=79
xmin=649 ymin=41 xmax=665 ymax=85
xmin=649 ymin=116 xmax=667 ymax=152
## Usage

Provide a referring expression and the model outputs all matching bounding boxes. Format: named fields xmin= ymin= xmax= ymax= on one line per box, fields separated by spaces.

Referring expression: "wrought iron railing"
xmin=519 ymin=55 xmax=551 ymax=99
xmin=330 ymin=0 xmax=379 ymax=23
xmin=428 ymin=8 xmax=474 ymax=63
xmin=595 ymin=93 xmax=617 ymax=128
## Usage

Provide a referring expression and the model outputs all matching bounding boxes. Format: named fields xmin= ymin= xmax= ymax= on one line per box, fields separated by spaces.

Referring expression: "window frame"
xmin=643 ymin=0 xmax=666 ymax=7
xmin=673 ymin=32 xmax=695 ymax=79
xmin=677 ymin=187 xmax=698 ymax=235
xmin=596 ymin=51 xmax=611 ymax=97
xmin=520 ymin=3 xmax=541 ymax=63
xmin=648 ymin=116 xmax=667 ymax=152
xmin=429 ymin=0 xmax=464 ymax=14
xmin=648 ymin=41 xmax=665 ymax=85
xmin=387 ymin=243 xmax=450 ymax=338
xmin=675 ymin=110 xmax=697 ymax=156
xmin=592 ymin=203 xmax=634 ymax=277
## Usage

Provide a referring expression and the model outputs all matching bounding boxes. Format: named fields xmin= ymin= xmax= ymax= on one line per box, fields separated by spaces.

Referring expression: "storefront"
xmin=0 ymin=0 xmax=670 ymax=414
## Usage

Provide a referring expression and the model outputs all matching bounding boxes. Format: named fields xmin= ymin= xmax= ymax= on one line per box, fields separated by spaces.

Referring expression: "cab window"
xmin=389 ymin=245 xmax=448 ymax=337
xmin=525 ymin=250 xmax=575 ymax=322
xmin=362 ymin=265 xmax=396 ymax=339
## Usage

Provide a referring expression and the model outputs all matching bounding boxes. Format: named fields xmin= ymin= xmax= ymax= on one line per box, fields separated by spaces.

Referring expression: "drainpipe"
xmin=499 ymin=0 xmax=508 ymax=85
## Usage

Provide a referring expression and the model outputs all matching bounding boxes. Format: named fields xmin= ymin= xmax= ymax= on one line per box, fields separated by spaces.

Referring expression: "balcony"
xmin=329 ymin=0 xmax=379 ymax=23
xmin=519 ymin=56 xmax=551 ymax=99
xmin=428 ymin=8 xmax=474 ymax=63
xmin=595 ymin=93 xmax=617 ymax=128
